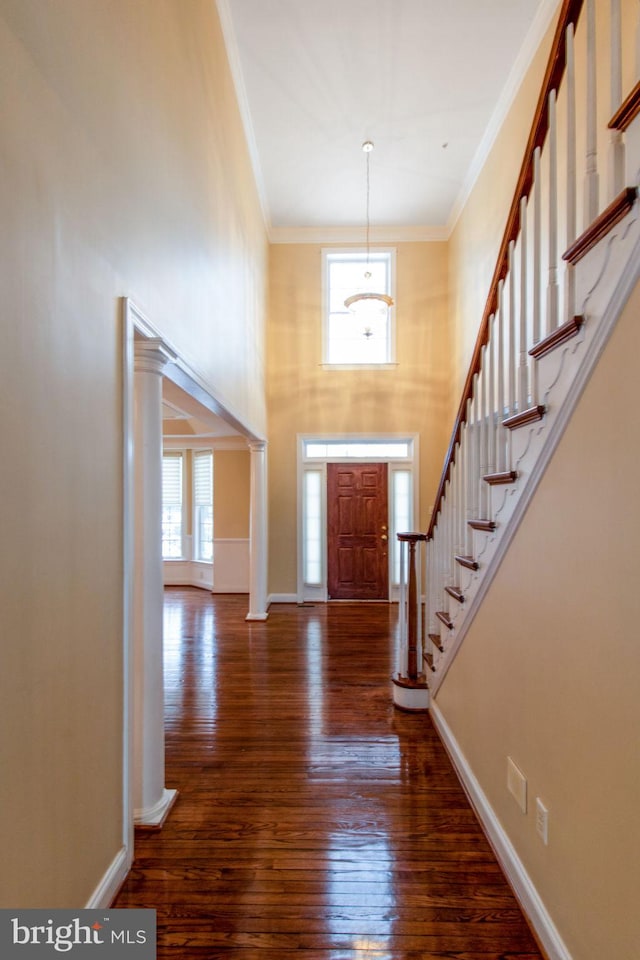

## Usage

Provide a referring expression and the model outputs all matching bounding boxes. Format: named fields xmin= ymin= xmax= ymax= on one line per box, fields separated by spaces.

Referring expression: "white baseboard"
xmin=430 ymin=703 xmax=573 ymax=960
xmin=164 ymin=560 xmax=213 ymax=590
xmin=268 ymin=593 xmax=298 ymax=604
xmin=85 ymin=845 xmax=131 ymax=909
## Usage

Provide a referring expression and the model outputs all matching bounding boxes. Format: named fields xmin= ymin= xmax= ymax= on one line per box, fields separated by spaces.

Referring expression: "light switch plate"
xmin=507 ymin=756 xmax=527 ymax=813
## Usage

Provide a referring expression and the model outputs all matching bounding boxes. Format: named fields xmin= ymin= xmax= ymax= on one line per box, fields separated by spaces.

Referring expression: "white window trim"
xmin=321 ymin=248 xmax=397 ymax=368
xmin=192 ymin=449 xmax=214 ymax=565
xmin=162 ymin=450 xmax=187 ymax=561
xmin=296 ymin=433 xmax=419 ymax=603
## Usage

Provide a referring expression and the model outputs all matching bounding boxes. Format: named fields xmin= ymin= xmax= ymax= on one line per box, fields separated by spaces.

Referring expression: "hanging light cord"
xmin=343 ymin=139 xmax=393 ymax=312
xmin=365 ymin=147 xmax=371 ymax=275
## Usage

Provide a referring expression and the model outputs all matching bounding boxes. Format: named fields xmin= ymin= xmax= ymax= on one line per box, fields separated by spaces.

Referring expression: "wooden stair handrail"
xmin=428 ymin=0 xmax=585 ymax=539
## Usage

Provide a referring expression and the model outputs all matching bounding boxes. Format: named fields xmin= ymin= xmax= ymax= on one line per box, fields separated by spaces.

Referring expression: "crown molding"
xmin=215 ymin=0 xmax=273 ymax=235
xmin=446 ymin=0 xmax=560 ymax=237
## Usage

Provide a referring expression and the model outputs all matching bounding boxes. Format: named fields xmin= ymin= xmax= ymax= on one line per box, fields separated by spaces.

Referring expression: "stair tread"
xmin=468 ymin=519 xmax=496 ymax=531
xmin=436 ymin=610 xmax=454 ymax=630
xmin=484 ymin=470 xmax=518 ymax=485
xmin=529 ymin=316 xmax=584 ymax=360
xmin=424 ymin=652 xmax=436 ymax=672
xmin=445 ymin=585 xmax=465 ymax=603
xmin=503 ymin=405 xmax=546 ymax=430
xmin=455 ymin=554 xmax=479 ymax=571
xmin=428 ymin=633 xmax=444 ymax=652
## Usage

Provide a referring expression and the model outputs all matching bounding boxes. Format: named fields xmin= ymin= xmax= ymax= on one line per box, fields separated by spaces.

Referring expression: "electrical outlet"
xmin=536 ymin=797 xmax=549 ymax=845
xmin=507 ymin=757 xmax=527 ymax=813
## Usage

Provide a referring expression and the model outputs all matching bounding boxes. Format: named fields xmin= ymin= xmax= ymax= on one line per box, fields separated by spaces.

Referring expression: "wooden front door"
xmin=327 ymin=463 xmax=389 ymax=600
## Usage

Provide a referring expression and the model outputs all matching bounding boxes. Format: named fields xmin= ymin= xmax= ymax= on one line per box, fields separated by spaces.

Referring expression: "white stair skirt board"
xmin=430 ymin=703 xmax=573 ymax=960
xmin=134 ymin=787 xmax=178 ymax=828
xmin=391 ymin=680 xmax=430 ymax=711
xmin=85 ymin=846 xmax=131 ymax=909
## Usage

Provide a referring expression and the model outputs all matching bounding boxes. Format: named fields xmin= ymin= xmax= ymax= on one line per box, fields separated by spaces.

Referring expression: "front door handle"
xmin=380 ymin=534 xmax=388 ymax=541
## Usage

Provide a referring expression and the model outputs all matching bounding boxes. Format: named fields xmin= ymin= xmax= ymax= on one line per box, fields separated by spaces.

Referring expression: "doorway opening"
xmin=297 ymin=435 xmax=418 ymax=602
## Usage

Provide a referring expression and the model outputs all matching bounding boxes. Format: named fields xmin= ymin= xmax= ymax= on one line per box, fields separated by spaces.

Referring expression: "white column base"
xmin=134 ymin=788 xmax=178 ymax=828
xmin=392 ymin=675 xmax=430 ymax=711
xmin=245 ymin=612 xmax=269 ymax=621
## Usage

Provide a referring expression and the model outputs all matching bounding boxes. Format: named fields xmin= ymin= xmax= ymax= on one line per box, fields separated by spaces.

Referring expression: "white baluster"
xmin=487 ymin=314 xmax=496 ymax=479
xmin=547 ymin=88 xmax=560 ymax=334
xmin=508 ymin=241 xmax=517 ymax=415
xmin=464 ymin=400 xmax=474 ymax=557
xmin=636 ymin=0 xmax=640 ymax=80
xmin=441 ymin=486 xmax=449 ymax=602
xmin=609 ymin=0 xmax=625 ymax=199
xmin=532 ymin=148 xmax=542 ymax=346
xmin=566 ymin=23 xmax=577 ymax=323
xmin=518 ymin=197 xmax=530 ymax=411
xmin=585 ymin=0 xmax=600 ymax=223
xmin=449 ymin=452 xmax=460 ymax=583
xmin=458 ymin=422 xmax=466 ymax=560
xmin=456 ymin=439 xmax=465 ymax=563
xmin=416 ymin=537 xmax=423 ymax=660
xmin=496 ymin=283 xmax=506 ymax=472
xmin=433 ymin=528 xmax=441 ymax=629
xmin=427 ymin=539 xmax=436 ymax=635
xmin=471 ymin=379 xmax=481 ymax=521
xmin=446 ymin=488 xmax=452 ymax=587
xmin=479 ymin=346 xmax=488 ymax=517
xmin=451 ymin=456 xmax=462 ymax=583
xmin=531 ymin=147 xmax=542 ymax=405
xmin=398 ymin=537 xmax=406 ymax=674
xmin=470 ymin=376 xmax=480 ymax=523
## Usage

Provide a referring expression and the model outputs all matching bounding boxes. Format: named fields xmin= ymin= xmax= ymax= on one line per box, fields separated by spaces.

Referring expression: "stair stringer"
xmin=429 ymin=188 xmax=640 ymax=697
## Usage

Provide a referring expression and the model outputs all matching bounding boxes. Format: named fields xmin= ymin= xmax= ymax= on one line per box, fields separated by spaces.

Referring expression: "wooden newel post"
xmin=393 ymin=533 xmax=429 ymax=711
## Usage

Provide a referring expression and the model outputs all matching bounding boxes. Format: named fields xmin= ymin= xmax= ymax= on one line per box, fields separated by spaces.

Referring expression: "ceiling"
xmin=162 ymin=379 xmax=242 ymax=441
xmin=218 ymin=0 xmax=556 ymax=239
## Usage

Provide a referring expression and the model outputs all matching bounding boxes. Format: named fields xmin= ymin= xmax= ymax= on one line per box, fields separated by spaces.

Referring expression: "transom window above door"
xmin=323 ymin=249 xmax=395 ymax=367
xmin=304 ymin=439 xmax=411 ymax=460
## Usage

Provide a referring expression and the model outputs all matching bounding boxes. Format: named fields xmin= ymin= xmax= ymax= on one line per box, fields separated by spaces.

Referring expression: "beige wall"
xmin=214 ymin=450 xmax=251 ymax=540
xmin=0 ymin=0 xmax=266 ymax=906
xmin=447 ymin=14 xmax=555 ymax=400
xmin=435 ymin=279 xmax=640 ymax=960
xmin=267 ymin=241 xmax=451 ymax=594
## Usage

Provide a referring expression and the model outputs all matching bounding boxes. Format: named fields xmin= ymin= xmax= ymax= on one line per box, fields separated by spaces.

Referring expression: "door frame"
xmin=296 ymin=434 xmax=419 ymax=603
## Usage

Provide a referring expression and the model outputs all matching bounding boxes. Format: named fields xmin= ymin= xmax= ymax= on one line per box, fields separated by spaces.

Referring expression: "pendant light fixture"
xmin=344 ymin=140 xmax=394 ymax=316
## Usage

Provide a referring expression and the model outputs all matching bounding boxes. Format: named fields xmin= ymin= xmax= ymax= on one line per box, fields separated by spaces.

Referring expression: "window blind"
xmin=194 ymin=451 xmax=212 ymax=506
xmin=162 ymin=454 xmax=183 ymax=505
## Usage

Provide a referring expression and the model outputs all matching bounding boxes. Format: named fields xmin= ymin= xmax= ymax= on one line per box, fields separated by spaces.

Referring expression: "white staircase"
xmin=393 ymin=0 xmax=640 ymax=706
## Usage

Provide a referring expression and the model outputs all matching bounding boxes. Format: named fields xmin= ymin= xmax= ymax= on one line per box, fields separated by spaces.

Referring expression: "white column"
xmin=246 ymin=439 xmax=269 ymax=621
xmin=133 ymin=339 xmax=178 ymax=826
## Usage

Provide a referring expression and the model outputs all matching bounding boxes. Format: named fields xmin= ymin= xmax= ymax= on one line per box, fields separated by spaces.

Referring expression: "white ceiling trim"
xmin=270 ymin=224 xmax=448 ymax=245
xmin=446 ymin=0 xmax=559 ymax=236
xmin=163 ymin=435 xmax=248 ymax=450
xmin=215 ymin=0 xmax=273 ymax=236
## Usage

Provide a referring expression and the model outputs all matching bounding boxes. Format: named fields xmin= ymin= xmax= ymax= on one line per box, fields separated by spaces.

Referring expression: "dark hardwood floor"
xmin=113 ymin=588 xmax=543 ymax=959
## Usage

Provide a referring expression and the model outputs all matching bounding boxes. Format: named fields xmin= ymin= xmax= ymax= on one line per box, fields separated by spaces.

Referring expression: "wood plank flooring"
xmin=113 ymin=588 xmax=543 ymax=959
